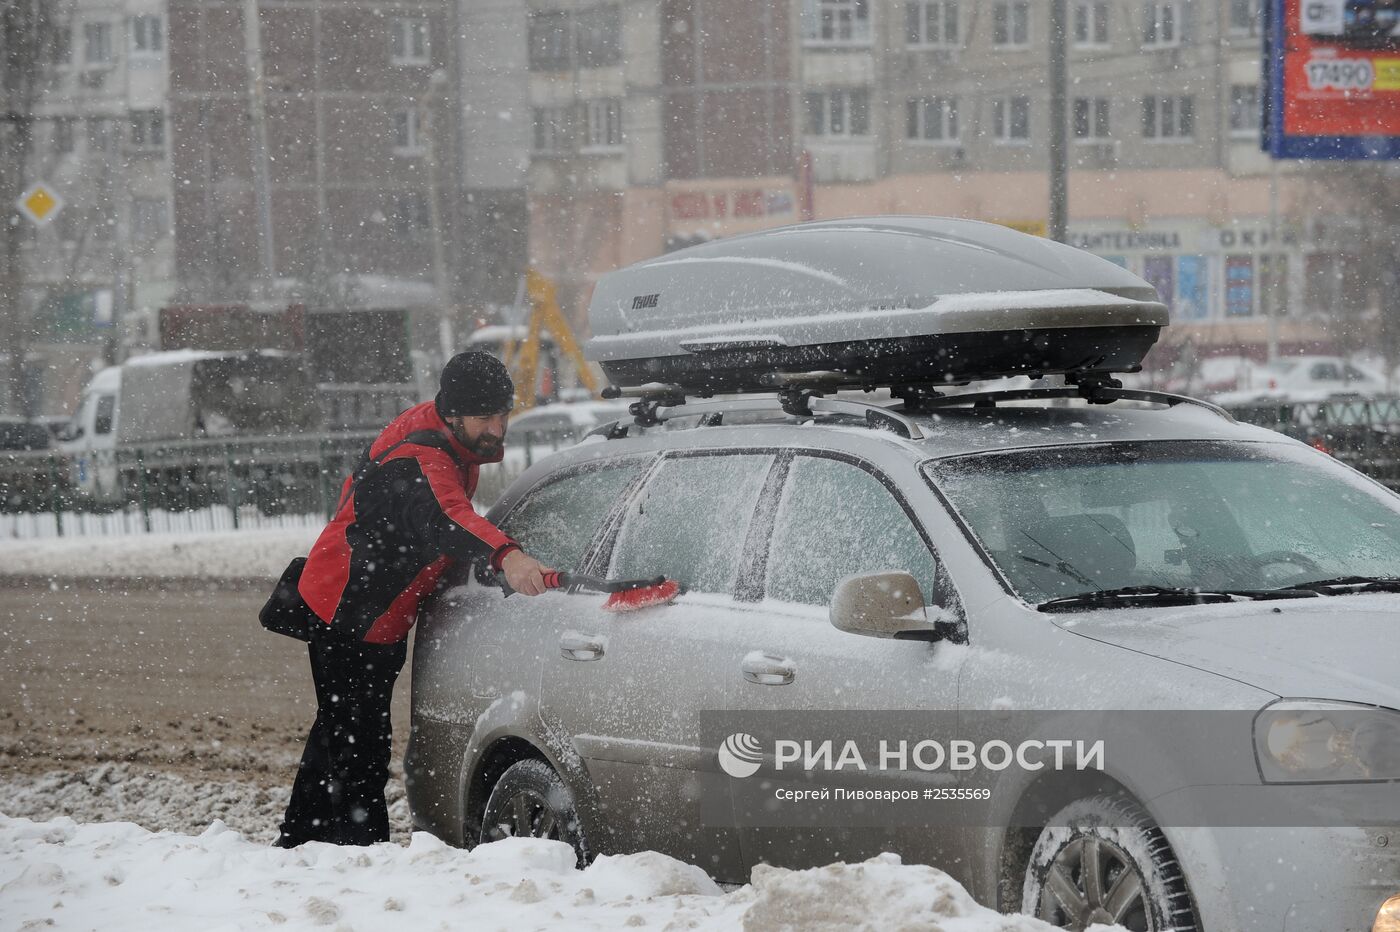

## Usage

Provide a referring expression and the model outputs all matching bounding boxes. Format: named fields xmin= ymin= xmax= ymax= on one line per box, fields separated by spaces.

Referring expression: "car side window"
xmin=498 ymin=461 xmax=644 ymax=572
xmin=608 ymin=453 xmax=774 ymax=595
xmin=765 ymin=455 xmax=939 ymax=606
xmin=1311 ymin=362 xmax=1340 ymax=381
xmin=93 ymin=395 xmax=116 ymax=435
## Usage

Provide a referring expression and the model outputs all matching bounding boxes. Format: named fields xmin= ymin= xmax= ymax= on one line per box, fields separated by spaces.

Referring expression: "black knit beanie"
xmin=436 ymin=351 xmax=515 ymax=417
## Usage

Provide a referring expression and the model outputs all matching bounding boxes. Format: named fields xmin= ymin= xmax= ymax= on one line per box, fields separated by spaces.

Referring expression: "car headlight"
xmin=1254 ymin=700 xmax=1400 ymax=783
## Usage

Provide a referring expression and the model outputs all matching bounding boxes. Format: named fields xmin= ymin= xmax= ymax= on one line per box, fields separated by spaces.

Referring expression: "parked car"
xmin=1157 ymin=354 xmax=1271 ymax=397
xmin=0 ymin=416 xmax=53 ymax=452
xmin=1212 ymin=355 xmax=1386 ymax=406
xmin=405 ymin=218 xmax=1399 ymax=932
xmin=508 ymin=400 xmax=632 ymax=446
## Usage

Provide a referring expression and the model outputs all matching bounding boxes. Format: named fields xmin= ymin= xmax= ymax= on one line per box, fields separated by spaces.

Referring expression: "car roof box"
xmin=585 ymin=216 xmax=1168 ymax=395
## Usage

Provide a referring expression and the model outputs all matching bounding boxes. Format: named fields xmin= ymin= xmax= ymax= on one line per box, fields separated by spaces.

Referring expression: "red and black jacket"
xmin=298 ymin=401 xmax=519 ymax=644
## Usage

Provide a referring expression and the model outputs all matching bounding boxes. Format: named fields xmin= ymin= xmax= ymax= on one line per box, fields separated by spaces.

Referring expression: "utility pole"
xmin=1266 ymin=157 xmax=1280 ymax=363
xmin=1048 ymin=0 xmax=1069 ymax=243
xmin=419 ymin=70 xmax=453 ymax=364
xmin=242 ymin=0 xmax=277 ymax=297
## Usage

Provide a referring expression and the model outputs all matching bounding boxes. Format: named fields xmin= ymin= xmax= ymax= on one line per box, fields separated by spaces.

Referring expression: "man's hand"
xmin=501 ymin=550 xmax=553 ymax=597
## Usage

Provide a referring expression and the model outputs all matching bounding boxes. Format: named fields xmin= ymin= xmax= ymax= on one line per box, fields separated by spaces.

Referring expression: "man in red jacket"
xmin=276 ymin=351 xmax=551 ymax=847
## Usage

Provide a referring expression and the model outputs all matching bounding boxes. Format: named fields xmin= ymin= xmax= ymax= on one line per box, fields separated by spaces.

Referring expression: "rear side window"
xmin=765 ymin=455 xmax=938 ymax=606
xmin=498 ymin=462 xmax=644 ymax=572
xmin=609 ymin=453 xmax=775 ymax=595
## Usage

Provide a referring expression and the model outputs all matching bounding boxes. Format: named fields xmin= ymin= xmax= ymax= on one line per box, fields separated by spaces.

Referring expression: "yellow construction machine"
xmin=496 ymin=269 xmax=600 ymax=412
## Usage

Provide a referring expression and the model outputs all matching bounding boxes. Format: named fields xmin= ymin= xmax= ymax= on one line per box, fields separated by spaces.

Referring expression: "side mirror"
xmin=829 ymin=571 xmax=960 ymax=642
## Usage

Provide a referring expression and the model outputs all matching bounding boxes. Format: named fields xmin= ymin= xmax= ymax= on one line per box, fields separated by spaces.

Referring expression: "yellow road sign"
xmin=17 ymin=183 xmax=63 ymax=227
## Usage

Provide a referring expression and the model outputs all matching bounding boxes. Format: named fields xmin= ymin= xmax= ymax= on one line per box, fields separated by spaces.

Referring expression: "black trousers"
xmin=276 ymin=627 xmax=407 ymax=847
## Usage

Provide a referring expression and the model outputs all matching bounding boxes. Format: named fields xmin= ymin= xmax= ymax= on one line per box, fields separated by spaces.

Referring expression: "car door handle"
xmin=742 ymin=653 xmax=795 ymax=686
xmin=560 ymin=631 xmax=606 ymax=662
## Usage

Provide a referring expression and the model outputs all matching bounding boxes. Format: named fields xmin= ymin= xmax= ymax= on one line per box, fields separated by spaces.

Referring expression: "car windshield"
xmin=926 ymin=441 xmax=1400 ymax=605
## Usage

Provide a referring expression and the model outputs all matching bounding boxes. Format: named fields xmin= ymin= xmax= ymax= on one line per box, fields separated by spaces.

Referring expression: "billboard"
xmin=1264 ymin=0 xmax=1400 ymax=158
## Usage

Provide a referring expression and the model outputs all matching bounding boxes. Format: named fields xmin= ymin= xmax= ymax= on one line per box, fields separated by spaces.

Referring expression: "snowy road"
xmin=0 ymin=576 xmax=417 ymax=845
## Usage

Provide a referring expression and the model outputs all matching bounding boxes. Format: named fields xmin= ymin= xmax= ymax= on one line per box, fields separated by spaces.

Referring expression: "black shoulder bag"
xmin=258 ymin=430 xmax=461 ymax=641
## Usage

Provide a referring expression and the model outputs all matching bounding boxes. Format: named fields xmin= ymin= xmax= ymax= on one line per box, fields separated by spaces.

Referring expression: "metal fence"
xmin=1225 ymin=396 xmax=1400 ymax=490
xmin=0 ymin=428 xmax=579 ymax=540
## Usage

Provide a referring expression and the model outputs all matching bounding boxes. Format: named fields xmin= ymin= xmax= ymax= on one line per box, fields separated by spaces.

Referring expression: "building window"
xmin=1142 ymin=94 xmax=1193 ymax=139
xmin=84 ymin=22 xmax=113 ymax=64
xmin=49 ymin=25 xmax=72 ymax=66
xmin=805 ymin=89 xmax=871 ymax=137
xmin=129 ymin=110 xmax=165 ymax=149
xmin=993 ymin=1 xmax=1030 ymax=47
xmin=992 ymin=95 xmax=1031 ymax=142
xmin=85 ymin=117 xmax=113 ymax=152
xmin=131 ymin=197 xmax=168 ymax=245
xmin=528 ymin=10 xmax=571 ymax=70
xmin=584 ymin=98 xmax=623 ymax=149
xmin=906 ymin=1 xmax=958 ymax=48
xmin=576 ymin=5 xmax=621 ymax=67
xmin=532 ymin=106 xmax=573 ymax=153
xmin=53 ymin=117 xmax=76 ymax=155
xmin=802 ymin=0 xmax=872 ymax=45
xmin=1142 ymin=0 xmax=1183 ymax=47
xmin=130 ymin=14 xmax=163 ymax=55
xmin=393 ymin=108 xmax=422 ymax=154
xmin=528 ymin=6 xmax=620 ymax=71
xmin=1225 ymin=255 xmax=1254 ymax=317
xmin=1073 ymin=1 xmax=1109 ymax=46
xmin=392 ymin=192 xmax=430 ymax=236
xmin=391 ymin=17 xmax=430 ymax=65
xmin=905 ymin=96 xmax=959 ymax=141
xmin=1229 ymin=84 xmax=1260 ymax=137
xmin=1073 ymin=96 xmax=1111 ymax=139
xmin=1228 ymin=0 xmax=1260 ymax=34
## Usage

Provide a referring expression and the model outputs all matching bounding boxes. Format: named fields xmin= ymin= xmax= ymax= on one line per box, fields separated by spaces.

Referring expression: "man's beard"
xmin=450 ymin=422 xmax=505 ymax=458
xmin=467 ymin=433 xmax=504 ymax=457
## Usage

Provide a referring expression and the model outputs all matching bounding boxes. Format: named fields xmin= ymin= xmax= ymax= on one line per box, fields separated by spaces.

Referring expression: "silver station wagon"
xmin=405 ymin=219 xmax=1400 ymax=932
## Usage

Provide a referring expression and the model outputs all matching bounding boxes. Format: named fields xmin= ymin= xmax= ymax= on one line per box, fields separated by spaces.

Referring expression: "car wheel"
xmin=479 ymin=759 xmax=589 ymax=867
xmin=1021 ymin=794 xmax=1199 ymax=932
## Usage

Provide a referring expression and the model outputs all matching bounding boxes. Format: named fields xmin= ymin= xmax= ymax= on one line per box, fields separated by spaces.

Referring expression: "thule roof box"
xmin=585 ymin=216 xmax=1167 ymax=396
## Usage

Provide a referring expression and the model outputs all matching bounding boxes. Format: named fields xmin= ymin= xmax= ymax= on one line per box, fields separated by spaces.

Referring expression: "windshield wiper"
xmin=1279 ymin=575 xmax=1400 ymax=595
xmin=1037 ymin=584 xmax=1319 ymax=612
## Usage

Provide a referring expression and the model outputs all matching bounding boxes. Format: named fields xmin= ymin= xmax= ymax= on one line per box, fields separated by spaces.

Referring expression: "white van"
xmin=61 ymin=350 xmax=319 ymax=504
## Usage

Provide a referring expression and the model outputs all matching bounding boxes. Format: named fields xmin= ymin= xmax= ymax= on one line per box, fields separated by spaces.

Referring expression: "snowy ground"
xmin=0 ymin=526 xmax=316 ymax=580
xmin=0 ymin=531 xmax=1124 ymax=931
xmin=1 ymin=814 xmax=1112 ymax=932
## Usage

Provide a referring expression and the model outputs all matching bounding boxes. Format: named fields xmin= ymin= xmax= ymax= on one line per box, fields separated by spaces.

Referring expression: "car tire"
xmin=479 ymin=758 xmax=589 ymax=868
xmin=1021 ymin=794 xmax=1200 ymax=932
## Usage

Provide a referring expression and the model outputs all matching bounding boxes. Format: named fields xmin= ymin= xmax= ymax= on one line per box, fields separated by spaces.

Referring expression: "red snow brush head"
xmin=601 ymin=578 xmax=682 ymax=613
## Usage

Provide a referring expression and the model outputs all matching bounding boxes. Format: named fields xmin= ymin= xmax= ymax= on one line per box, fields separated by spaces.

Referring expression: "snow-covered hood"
xmin=1056 ymin=593 xmax=1400 ymax=708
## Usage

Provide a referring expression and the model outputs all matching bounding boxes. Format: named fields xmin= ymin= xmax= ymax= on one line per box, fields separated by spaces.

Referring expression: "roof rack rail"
xmin=589 ymin=376 xmax=1232 ymax=442
xmin=655 ymin=395 xmax=927 ymax=440
xmin=914 ymin=386 xmax=1234 ymax=421
xmin=592 ymin=386 xmax=927 ymax=440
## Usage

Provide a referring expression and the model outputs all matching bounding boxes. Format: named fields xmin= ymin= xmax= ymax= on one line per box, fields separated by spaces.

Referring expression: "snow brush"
xmin=500 ymin=571 xmax=682 ymax=611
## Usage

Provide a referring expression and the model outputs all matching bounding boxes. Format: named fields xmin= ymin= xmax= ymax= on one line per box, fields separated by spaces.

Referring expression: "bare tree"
xmin=1 ymin=0 xmax=64 ymax=417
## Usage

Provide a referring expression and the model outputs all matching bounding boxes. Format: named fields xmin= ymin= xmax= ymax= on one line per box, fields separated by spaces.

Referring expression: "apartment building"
xmin=516 ymin=0 xmax=1362 ymax=356
xmin=8 ymin=0 xmax=178 ymax=415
